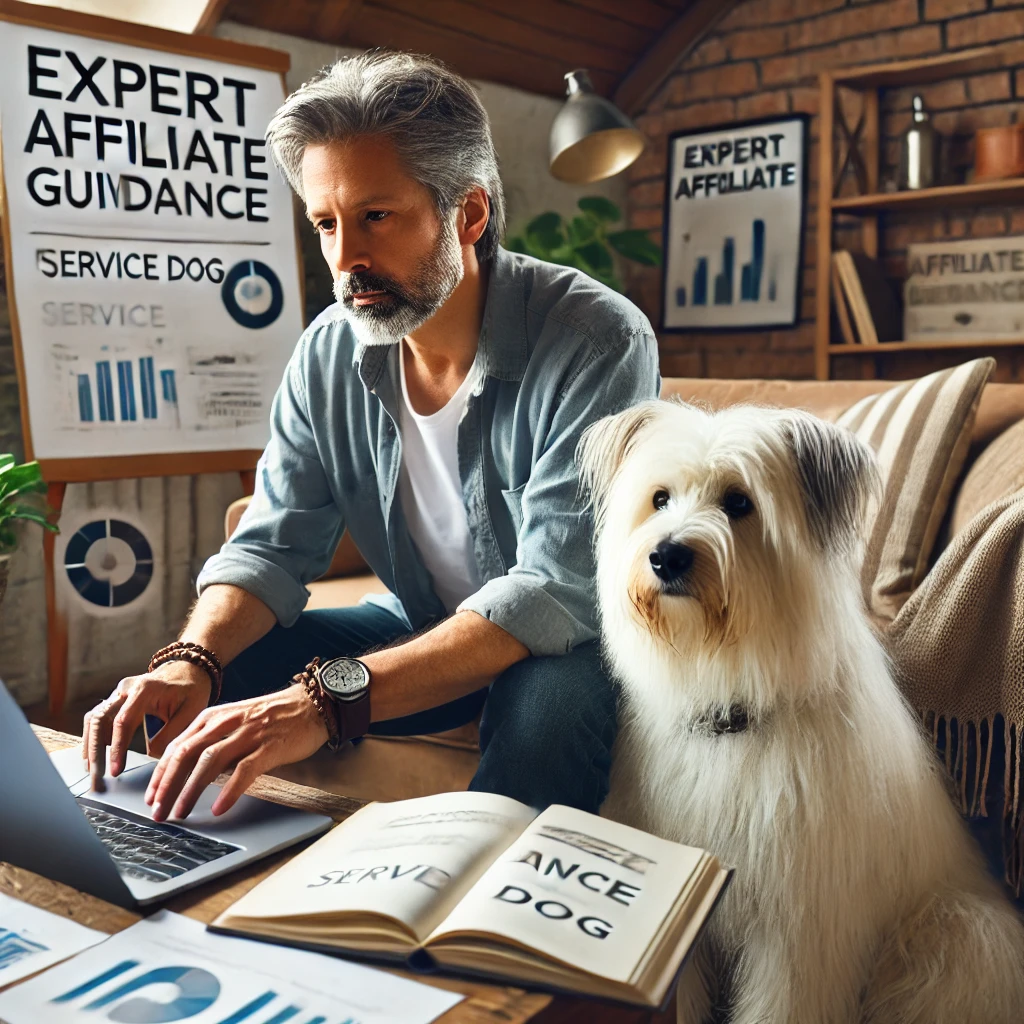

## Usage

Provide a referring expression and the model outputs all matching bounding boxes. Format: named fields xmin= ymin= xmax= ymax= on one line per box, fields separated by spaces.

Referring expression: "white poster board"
xmin=0 ymin=18 xmax=302 ymax=462
xmin=662 ymin=115 xmax=807 ymax=332
xmin=904 ymin=236 xmax=1024 ymax=341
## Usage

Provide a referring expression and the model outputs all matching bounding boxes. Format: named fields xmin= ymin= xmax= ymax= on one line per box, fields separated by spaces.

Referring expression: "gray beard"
xmin=335 ymin=214 xmax=465 ymax=348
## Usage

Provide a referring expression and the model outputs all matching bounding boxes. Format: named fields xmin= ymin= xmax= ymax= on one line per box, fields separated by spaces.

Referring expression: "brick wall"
xmin=626 ymin=0 xmax=1024 ymax=382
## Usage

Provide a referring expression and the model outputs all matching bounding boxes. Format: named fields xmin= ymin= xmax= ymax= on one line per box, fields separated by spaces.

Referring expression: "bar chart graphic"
xmin=713 ymin=237 xmax=736 ymax=305
xmin=74 ymin=356 xmax=177 ymax=426
xmin=676 ymin=220 xmax=772 ymax=310
xmin=740 ymin=219 xmax=765 ymax=302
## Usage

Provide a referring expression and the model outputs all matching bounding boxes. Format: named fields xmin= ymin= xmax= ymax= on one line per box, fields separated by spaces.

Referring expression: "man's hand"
xmin=144 ymin=684 xmax=328 ymax=821
xmin=82 ymin=661 xmax=212 ymax=790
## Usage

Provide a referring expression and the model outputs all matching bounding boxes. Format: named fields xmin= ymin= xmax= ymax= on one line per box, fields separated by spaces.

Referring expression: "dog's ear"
xmin=782 ymin=411 xmax=880 ymax=551
xmin=577 ymin=401 xmax=663 ymax=515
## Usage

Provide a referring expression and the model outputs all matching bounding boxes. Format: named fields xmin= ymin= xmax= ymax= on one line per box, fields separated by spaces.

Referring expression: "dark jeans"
xmin=221 ymin=602 xmax=618 ymax=813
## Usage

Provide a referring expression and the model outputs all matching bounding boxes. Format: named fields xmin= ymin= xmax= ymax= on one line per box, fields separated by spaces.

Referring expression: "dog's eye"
xmin=723 ymin=491 xmax=754 ymax=519
xmin=652 ymin=489 xmax=670 ymax=511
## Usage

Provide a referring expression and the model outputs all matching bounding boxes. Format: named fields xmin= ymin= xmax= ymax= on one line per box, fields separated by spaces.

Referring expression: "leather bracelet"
xmin=292 ymin=658 xmax=342 ymax=752
xmin=148 ymin=641 xmax=223 ymax=705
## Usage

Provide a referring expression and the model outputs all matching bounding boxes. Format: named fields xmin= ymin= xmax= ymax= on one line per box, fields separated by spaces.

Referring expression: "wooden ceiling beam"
xmin=471 ymin=0 xmax=653 ymax=56
xmin=313 ymin=0 xmax=366 ymax=41
xmin=374 ymin=0 xmax=633 ymax=74
xmin=563 ymin=0 xmax=678 ymax=32
xmin=342 ymin=6 xmax=618 ymax=97
xmin=194 ymin=0 xmax=234 ymax=35
xmin=224 ymin=0 xmax=317 ymax=39
xmin=613 ymin=0 xmax=741 ymax=116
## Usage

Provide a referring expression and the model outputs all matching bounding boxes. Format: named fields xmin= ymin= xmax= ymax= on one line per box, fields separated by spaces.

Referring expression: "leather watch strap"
xmin=335 ymin=688 xmax=371 ymax=744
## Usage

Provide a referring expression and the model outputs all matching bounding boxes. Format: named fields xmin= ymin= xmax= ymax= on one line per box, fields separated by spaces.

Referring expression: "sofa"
xmin=224 ymin=376 xmax=1024 ymax=805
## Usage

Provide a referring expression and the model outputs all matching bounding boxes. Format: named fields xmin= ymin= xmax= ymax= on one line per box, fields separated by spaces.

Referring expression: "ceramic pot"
xmin=974 ymin=124 xmax=1024 ymax=181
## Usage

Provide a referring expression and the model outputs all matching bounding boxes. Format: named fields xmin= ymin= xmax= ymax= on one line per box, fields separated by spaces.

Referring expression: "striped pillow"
xmin=837 ymin=358 xmax=995 ymax=620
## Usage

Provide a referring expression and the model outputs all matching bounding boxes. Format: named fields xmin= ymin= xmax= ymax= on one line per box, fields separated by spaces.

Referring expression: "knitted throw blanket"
xmin=885 ymin=490 xmax=1024 ymax=895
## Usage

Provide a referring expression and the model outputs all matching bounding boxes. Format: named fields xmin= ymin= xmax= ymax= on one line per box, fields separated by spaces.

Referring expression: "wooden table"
xmin=1 ymin=728 xmax=669 ymax=1024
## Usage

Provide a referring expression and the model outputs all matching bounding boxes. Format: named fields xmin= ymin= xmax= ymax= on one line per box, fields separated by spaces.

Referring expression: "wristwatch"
xmin=315 ymin=656 xmax=372 ymax=745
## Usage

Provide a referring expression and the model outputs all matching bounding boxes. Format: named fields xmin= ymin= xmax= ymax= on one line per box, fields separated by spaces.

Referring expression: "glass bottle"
xmin=899 ymin=95 xmax=939 ymax=190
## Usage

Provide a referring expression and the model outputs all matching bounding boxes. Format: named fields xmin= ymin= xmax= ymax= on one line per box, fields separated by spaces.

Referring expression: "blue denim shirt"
xmin=197 ymin=248 xmax=660 ymax=656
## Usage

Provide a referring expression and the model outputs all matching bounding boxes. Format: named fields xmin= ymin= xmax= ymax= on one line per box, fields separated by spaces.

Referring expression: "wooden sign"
xmin=0 ymin=0 xmax=301 ymax=484
xmin=904 ymin=236 xmax=1024 ymax=342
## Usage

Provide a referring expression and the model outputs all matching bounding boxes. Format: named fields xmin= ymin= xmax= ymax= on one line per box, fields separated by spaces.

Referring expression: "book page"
xmin=217 ymin=792 xmax=536 ymax=941
xmin=427 ymin=804 xmax=706 ymax=984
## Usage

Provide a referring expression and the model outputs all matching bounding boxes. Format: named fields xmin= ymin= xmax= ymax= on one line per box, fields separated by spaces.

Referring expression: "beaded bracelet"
xmin=292 ymin=657 xmax=342 ymax=751
xmin=148 ymin=641 xmax=224 ymax=705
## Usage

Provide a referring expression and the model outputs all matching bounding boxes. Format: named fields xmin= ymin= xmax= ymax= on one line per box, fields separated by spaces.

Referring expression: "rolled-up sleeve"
xmin=460 ymin=329 xmax=660 ymax=655
xmin=196 ymin=337 xmax=344 ymax=626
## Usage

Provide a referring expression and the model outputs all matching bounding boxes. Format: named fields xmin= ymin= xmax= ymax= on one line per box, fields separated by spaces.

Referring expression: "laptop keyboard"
xmin=78 ymin=799 xmax=239 ymax=883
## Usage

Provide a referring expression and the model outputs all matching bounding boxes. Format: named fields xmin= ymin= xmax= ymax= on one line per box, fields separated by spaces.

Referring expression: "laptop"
xmin=0 ymin=680 xmax=333 ymax=910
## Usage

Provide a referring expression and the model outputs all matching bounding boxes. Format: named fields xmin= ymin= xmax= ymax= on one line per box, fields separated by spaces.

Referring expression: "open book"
xmin=211 ymin=792 xmax=730 ymax=1008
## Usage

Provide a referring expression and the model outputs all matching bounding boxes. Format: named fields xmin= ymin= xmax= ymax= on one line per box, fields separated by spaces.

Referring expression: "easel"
xmin=0 ymin=1 xmax=299 ymax=714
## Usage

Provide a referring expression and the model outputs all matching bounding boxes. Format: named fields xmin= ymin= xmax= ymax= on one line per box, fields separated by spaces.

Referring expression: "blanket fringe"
xmin=1007 ymin=722 xmax=1022 ymax=897
xmin=922 ymin=712 xmax=1022 ymax=898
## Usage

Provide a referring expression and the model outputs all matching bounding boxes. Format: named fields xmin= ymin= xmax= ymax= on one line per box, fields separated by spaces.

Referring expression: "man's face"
xmin=302 ymin=135 xmax=464 ymax=346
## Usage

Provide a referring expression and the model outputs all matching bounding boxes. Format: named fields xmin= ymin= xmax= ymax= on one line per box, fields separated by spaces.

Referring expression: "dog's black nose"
xmin=649 ymin=540 xmax=694 ymax=582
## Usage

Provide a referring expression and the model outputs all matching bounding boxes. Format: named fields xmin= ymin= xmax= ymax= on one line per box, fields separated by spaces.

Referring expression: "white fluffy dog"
xmin=580 ymin=399 xmax=1024 ymax=1024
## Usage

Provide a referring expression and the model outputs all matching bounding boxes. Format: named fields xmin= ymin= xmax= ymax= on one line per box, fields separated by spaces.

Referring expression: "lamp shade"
xmin=549 ymin=70 xmax=646 ymax=184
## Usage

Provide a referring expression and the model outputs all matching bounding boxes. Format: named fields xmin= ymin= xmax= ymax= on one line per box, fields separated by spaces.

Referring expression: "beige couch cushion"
xmin=949 ymin=418 xmax=1024 ymax=539
xmin=837 ymin=358 xmax=995 ymax=620
xmin=306 ymin=574 xmax=389 ymax=610
xmin=660 ymin=377 xmax=894 ymax=422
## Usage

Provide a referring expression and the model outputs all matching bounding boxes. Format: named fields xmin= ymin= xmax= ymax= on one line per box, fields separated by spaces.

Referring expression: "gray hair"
xmin=266 ymin=51 xmax=505 ymax=263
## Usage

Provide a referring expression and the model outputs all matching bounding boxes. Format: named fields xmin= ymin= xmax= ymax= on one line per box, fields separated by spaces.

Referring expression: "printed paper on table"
xmin=0 ymin=893 xmax=107 ymax=988
xmin=0 ymin=910 xmax=463 ymax=1024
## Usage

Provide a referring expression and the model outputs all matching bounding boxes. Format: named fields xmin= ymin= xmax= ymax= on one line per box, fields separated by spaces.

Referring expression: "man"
xmin=82 ymin=51 xmax=659 ymax=822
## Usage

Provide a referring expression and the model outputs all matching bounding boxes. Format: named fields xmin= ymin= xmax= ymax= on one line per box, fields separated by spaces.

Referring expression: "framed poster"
xmin=0 ymin=0 xmax=302 ymax=475
xmin=661 ymin=114 xmax=808 ymax=332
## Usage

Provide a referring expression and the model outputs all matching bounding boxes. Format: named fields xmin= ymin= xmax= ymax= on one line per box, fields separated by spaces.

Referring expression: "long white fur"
xmin=581 ymin=399 xmax=1024 ymax=1024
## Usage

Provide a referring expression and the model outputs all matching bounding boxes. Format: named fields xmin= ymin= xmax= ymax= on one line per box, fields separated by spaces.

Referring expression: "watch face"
xmin=319 ymin=658 xmax=369 ymax=702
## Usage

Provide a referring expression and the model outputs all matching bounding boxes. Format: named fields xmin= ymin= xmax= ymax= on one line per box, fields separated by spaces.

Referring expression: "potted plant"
xmin=0 ymin=455 xmax=58 ymax=608
xmin=505 ymin=196 xmax=661 ymax=293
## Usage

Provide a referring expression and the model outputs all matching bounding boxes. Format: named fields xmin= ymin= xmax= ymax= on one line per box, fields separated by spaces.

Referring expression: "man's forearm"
xmin=181 ymin=583 xmax=278 ymax=665
xmin=363 ymin=610 xmax=529 ymax=722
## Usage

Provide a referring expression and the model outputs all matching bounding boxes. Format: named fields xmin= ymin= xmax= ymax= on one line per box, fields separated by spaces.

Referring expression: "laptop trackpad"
xmin=51 ymin=747 xmax=259 ymax=835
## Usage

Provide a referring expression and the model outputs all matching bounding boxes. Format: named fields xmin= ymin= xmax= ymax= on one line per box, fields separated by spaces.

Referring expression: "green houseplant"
xmin=0 ymin=455 xmax=58 ymax=607
xmin=505 ymin=196 xmax=661 ymax=292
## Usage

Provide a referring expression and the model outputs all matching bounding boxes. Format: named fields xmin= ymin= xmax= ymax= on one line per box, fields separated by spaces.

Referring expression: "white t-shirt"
xmin=397 ymin=345 xmax=483 ymax=614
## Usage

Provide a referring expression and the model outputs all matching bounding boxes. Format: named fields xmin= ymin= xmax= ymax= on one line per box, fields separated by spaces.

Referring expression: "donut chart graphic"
xmin=64 ymin=519 xmax=154 ymax=608
xmin=221 ymin=259 xmax=284 ymax=329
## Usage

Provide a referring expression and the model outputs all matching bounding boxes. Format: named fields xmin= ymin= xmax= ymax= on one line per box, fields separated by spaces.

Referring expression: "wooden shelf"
xmin=830 ymin=47 xmax=1000 ymax=89
xmin=829 ymin=337 xmax=1024 ymax=354
xmin=831 ymin=177 xmax=1024 ymax=214
xmin=816 ymin=45 xmax=1023 ymax=379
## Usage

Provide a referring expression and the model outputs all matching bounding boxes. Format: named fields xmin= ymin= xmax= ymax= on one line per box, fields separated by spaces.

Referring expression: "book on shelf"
xmin=831 ymin=255 xmax=858 ymax=345
xmin=832 ymin=250 xmax=902 ymax=346
xmin=211 ymin=791 xmax=731 ymax=1010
